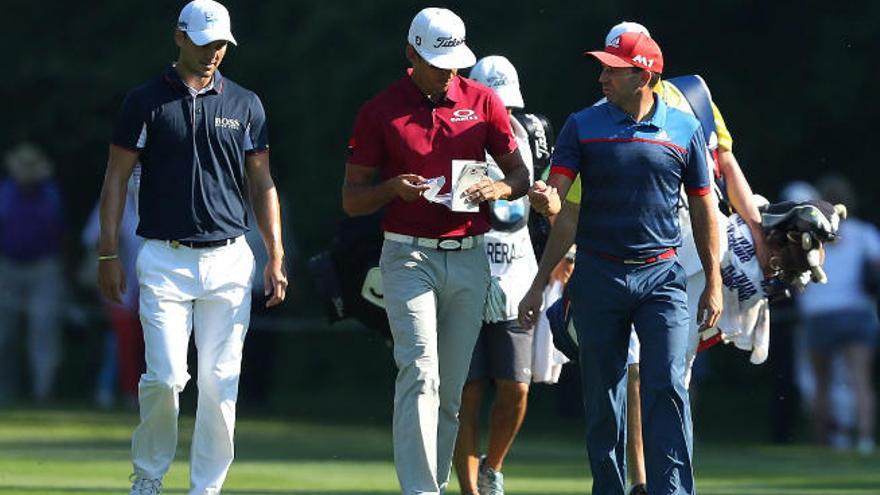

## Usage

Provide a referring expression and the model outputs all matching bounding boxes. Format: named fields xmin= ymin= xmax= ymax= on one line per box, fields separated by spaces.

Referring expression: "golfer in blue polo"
xmin=528 ymin=32 xmax=722 ymax=495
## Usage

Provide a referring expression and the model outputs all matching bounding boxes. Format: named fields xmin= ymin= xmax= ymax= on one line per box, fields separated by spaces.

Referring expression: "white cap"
xmin=178 ymin=0 xmax=237 ymax=46
xmin=407 ymin=8 xmax=476 ymax=70
xmin=605 ymin=21 xmax=650 ymax=47
xmin=470 ymin=55 xmax=524 ymax=109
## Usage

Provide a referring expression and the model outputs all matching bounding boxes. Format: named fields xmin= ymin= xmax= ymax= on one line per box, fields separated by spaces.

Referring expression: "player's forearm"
xmin=98 ymin=175 xmax=126 ymax=255
xmin=531 ymin=201 xmax=578 ymax=290
xmin=496 ymin=165 xmax=530 ymax=201
xmin=98 ymin=147 xmax=137 ymax=255
xmin=688 ymin=193 xmax=722 ymax=287
xmin=249 ymin=177 xmax=285 ymax=261
xmin=719 ymin=151 xmax=762 ymax=231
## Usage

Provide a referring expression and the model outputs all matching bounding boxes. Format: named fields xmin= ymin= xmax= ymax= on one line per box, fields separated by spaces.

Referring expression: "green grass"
xmin=0 ymin=407 xmax=877 ymax=494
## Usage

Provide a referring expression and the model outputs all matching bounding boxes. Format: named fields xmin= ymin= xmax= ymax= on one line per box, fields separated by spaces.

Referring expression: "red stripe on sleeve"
xmin=686 ymin=186 xmax=710 ymax=196
xmin=549 ymin=165 xmax=577 ymax=180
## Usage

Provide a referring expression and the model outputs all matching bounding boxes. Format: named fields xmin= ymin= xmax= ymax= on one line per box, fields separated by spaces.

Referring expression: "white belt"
xmin=384 ymin=232 xmax=483 ymax=251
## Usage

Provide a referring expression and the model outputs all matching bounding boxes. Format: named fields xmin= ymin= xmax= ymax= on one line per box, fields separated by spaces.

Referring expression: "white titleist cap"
xmin=470 ymin=55 xmax=524 ymax=109
xmin=605 ymin=21 xmax=650 ymax=47
xmin=407 ymin=8 xmax=476 ymax=70
xmin=178 ymin=0 xmax=237 ymax=46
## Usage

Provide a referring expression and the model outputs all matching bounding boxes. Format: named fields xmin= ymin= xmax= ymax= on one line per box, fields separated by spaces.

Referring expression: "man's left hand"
xmin=263 ymin=257 xmax=288 ymax=307
xmin=465 ymin=177 xmax=501 ymax=204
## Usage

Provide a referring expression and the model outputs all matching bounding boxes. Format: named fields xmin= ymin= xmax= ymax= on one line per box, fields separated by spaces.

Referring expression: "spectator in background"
xmin=0 ymin=142 xmax=65 ymax=403
xmin=799 ymin=175 xmax=879 ymax=454
xmin=81 ymin=166 xmax=144 ymax=409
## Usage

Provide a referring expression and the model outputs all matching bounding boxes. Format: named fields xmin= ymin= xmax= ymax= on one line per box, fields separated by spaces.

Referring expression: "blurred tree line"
xmin=3 ymin=0 xmax=878 ymax=315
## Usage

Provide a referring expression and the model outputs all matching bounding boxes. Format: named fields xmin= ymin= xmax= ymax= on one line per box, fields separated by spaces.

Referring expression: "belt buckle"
xmin=437 ymin=239 xmax=462 ymax=251
xmin=170 ymin=240 xmax=181 ymax=249
xmin=623 ymin=258 xmax=646 ymax=265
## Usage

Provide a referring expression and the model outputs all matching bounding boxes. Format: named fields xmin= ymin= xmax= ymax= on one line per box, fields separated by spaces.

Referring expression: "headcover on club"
xmin=761 ymin=199 xmax=846 ymax=297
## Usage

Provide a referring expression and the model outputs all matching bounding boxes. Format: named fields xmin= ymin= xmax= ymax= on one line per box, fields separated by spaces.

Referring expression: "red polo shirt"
xmin=348 ymin=73 xmax=517 ymax=238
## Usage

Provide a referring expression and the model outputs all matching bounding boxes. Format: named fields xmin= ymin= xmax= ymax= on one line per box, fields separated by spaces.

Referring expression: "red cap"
xmin=585 ymin=32 xmax=664 ymax=73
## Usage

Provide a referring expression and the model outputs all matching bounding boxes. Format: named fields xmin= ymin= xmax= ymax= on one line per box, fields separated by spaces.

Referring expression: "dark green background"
xmin=4 ymin=1 xmax=878 ymax=434
xmin=5 ymin=0 xmax=878 ymax=262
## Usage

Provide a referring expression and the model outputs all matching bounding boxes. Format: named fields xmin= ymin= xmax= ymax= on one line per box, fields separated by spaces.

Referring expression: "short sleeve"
xmin=111 ymin=90 xmax=148 ymax=152
xmin=347 ymin=102 xmax=387 ymax=168
xmin=684 ymin=125 xmax=711 ymax=196
xmin=245 ymin=94 xmax=270 ymax=155
xmin=548 ymin=114 xmax=580 ymax=181
xmin=484 ymin=92 xmax=518 ymax=159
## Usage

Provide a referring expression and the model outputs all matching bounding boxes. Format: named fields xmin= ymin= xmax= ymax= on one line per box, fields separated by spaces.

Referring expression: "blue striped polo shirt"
xmin=550 ymin=95 xmax=710 ymax=258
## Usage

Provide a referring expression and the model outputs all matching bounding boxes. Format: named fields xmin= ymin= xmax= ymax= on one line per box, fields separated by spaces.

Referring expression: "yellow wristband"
xmin=98 ymin=254 xmax=119 ymax=261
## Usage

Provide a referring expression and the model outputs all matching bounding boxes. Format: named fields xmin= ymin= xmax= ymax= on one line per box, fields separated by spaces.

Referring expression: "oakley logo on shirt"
xmin=450 ymin=109 xmax=479 ymax=122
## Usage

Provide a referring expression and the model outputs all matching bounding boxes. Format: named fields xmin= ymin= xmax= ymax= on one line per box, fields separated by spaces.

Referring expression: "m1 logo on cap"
xmin=633 ymin=55 xmax=655 ymax=68
xmin=450 ymin=109 xmax=479 ymax=122
xmin=204 ymin=11 xmax=217 ymax=26
xmin=609 ymin=36 xmax=621 ymax=48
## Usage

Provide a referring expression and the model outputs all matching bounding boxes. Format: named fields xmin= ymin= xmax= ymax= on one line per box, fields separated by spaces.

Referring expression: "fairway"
xmin=0 ymin=408 xmax=877 ymax=495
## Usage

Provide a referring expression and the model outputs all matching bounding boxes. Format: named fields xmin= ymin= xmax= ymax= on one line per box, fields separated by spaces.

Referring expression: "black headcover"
xmin=760 ymin=199 xmax=846 ymax=299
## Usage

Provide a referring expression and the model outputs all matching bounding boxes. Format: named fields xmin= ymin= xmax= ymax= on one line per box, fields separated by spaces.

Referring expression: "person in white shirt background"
xmin=798 ymin=175 xmax=879 ymax=454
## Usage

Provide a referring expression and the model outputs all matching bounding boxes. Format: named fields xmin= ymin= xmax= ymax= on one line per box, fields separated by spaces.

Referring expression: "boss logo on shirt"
xmin=450 ymin=109 xmax=479 ymax=123
xmin=214 ymin=117 xmax=242 ymax=130
xmin=434 ymin=36 xmax=465 ymax=48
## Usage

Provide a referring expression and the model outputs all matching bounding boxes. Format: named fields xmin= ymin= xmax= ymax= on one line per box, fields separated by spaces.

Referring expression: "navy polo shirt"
xmin=112 ymin=65 xmax=270 ymax=241
xmin=550 ymin=95 xmax=710 ymax=258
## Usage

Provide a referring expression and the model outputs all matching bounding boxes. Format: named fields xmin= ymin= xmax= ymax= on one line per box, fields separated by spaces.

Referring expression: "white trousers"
xmin=132 ymin=238 xmax=254 ymax=495
xmin=380 ymin=239 xmax=490 ymax=495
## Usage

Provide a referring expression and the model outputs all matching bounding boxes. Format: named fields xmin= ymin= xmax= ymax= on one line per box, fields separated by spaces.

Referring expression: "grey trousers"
xmin=0 ymin=257 xmax=62 ymax=402
xmin=380 ymin=239 xmax=490 ymax=495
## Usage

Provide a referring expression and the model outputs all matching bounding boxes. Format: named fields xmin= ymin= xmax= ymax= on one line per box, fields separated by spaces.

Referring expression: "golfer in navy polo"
xmin=342 ymin=8 xmax=529 ymax=495
xmin=529 ymin=33 xmax=722 ymax=495
xmin=97 ymin=1 xmax=287 ymax=494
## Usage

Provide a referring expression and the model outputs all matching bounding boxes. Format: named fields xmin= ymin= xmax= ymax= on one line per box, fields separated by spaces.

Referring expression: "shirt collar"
xmin=163 ymin=65 xmax=225 ymax=95
xmin=402 ymin=68 xmax=461 ymax=107
xmin=605 ymin=92 xmax=667 ymax=128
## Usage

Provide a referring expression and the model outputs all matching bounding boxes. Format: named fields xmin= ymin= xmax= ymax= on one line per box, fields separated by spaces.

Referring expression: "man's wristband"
xmin=98 ymin=254 xmax=119 ymax=261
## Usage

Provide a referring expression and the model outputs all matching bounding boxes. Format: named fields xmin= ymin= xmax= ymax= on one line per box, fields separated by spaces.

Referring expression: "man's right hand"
xmin=392 ymin=174 xmax=431 ymax=202
xmin=528 ymin=180 xmax=561 ymax=216
xmin=98 ymin=258 xmax=126 ymax=304
xmin=518 ymin=285 xmax=544 ymax=330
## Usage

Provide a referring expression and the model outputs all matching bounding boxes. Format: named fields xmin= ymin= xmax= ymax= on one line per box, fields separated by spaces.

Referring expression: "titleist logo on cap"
xmin=486 ymin=75 xmax=510 ymax=87
xmin=434 ymin=36 xmax=465 ymax=48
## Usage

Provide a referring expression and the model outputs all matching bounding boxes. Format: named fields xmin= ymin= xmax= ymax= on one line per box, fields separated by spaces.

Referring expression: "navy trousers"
xmin=569 ymin=254 xmax=694 ymax=495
